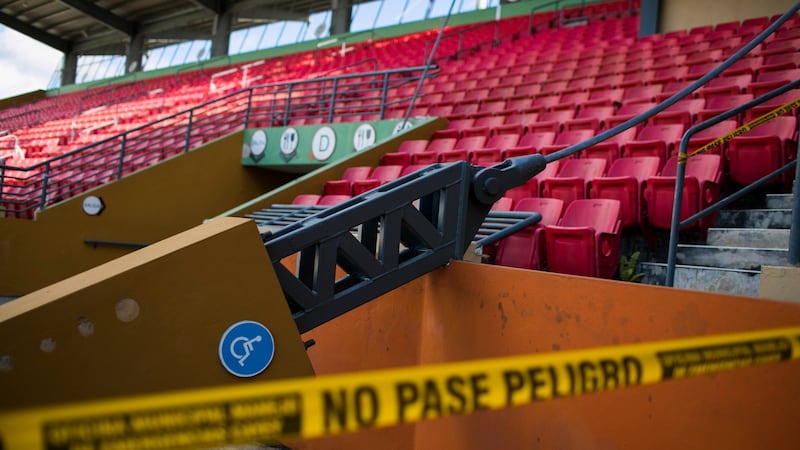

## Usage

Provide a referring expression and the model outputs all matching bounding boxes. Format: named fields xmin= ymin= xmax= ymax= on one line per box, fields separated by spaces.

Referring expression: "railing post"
xmin=328 ymin=78 xmax=339 ymax=124
xmin=283 ymin=85 xmax=293 ymax=127
xmin=117 ymin=135 xmax=127 ymax=180
xmin=38 ymin=162 xmax=50 ymax=211
xmin=243 ymin=89 xmax=254 ymax=128
xmin=379 ymin=73 xmax=390 ymax=120
xmin=184 ymin=110 xmax=193 ymax=153
xmin=0 ymin=157 xmax=6 ymax=205
xmin=665 ymin=158 xmax=688 ymax=287
xmin=789 ymin=130 xmax=800 ymax=265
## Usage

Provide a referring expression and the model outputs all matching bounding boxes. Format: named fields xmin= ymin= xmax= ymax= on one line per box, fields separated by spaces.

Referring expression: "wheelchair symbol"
xmin=230 ymin=334 xmax=262 ymax=366
xmin=219 ymin=321 xmax=275 ymax=377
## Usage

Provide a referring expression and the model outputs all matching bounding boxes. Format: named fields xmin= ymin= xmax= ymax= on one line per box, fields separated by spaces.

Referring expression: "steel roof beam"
xmin=57 ymin=0 xmax=135 ymax=36
xmin=0 ymin=10 xmax=71 ymax=52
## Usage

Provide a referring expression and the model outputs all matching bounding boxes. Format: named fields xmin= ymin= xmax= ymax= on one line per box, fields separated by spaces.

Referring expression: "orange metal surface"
xmin=295 ymin=261 xmax=800 ymax=449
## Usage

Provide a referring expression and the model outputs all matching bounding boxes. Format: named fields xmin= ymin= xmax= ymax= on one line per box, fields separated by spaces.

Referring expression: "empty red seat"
xmin=606 ymin=102 xmax=657 ymax=130
xmin=624 ymin=124 xmax=686 ymax=168
xmin=685 ymin=120 xmax=738 ymax=156
xmin=541 ymin=158 xmax=607 ymax=208
xmin=727 ymin=116 xmax=797 ymax=186
xmin=748 ymin=69 xmax=800 ymax=97
xmin=544 ymin=199 xmax=622 ymax=278
xmin=697 ymin=94 xmax=754 ymax=124
xmin=318 ymin=194 xmax=352 ymax=206
xmin=494 ymin=197 xmax=565 ymax=270
xmin=581 ymin=127 xmax=638 ymax=166
xmin=485 ymin=133 xmax=520 ymax=151
xmin=352 ymin=165 xmax=404 ymax=195
xmin=652 ymin=98 xmax=705 ymax=128
xmin=565 ymin=105 xmax=615 ymax=132
xmin=516 ymin=131 xmax=557 ymax=153
xmin=590 ymin=156 xmax=660 ymax=228
xmin=743 ymin=89 xmax=800 ymax=122
xmin=644 ymin=154 xmax=722 ymax=231
xmin=697 ymin=74 xmax=752 ymax=100
xmin=292 ymin=194 xmax=321 ymax=205
xmin=540 ymin=129 xmax=595 ymax=157
xmin=323 ymin=166 xmax=373 ymax=195
xmin=381 ymin=139 xmax=428 ymax=166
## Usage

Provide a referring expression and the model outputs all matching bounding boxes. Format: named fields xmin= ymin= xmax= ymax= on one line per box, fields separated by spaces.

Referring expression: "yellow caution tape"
xmin=678 ymin=97 xmax=800 ymax=163
xmin=1 ymin=326 xmax=799 ymax=449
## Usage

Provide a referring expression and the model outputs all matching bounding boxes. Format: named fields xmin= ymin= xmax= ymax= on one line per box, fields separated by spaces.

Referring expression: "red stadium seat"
xmin=541 ymin=158 xmax=607 ymax=208
xmin=381 ymin=139 xmax=429 ymax=166
xmin=494 ymin=197 xmax=565 ymax=270
xmin=540 ymin=129 xmax=595 ymax=157
xmin=727 ymin=116 xmax=798 ymax=186
xmin=291 ymin=194 xmax=321 ymax=205
xmin=516 ymin=131 xmax=557 ymax=153
xmin=352 ymin=165 xmax=404 ymax=195
xmin=590 ymin=156 xmax=661 ymax=228
xmin=318 ymin=194 xmax=352 ymax=206
xmin=652 ymin=98 xmax=705 ymax=128
xmin=323 ymin=166 xmax=373 ymax=195
xmin=623 ymin=124 xmax=686 ymax=168
xmin=697 ymin=94 xmax=754 ymax=124
xmin=581 ymin=127 xmax=638 ymax=166
xmin=544 ymin=199 xmax=622 ymax=278
xmin=644 ymin=154 xmax=722 ymax=231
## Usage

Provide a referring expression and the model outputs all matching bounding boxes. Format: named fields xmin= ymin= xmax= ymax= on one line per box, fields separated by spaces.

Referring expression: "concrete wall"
xmin=660 ymin=0 xmax=796 ymax=32
xmin=0 ymin=132 xmax=294 ymax=295
xmin=760 ymin=265 xmax=800 ymax=302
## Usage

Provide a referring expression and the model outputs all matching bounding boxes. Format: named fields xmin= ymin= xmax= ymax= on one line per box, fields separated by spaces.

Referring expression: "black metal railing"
xmin=664 ymin=81 xmax=800 ymax=285
xmin=0 ymin=65 xmax=436 ymax=219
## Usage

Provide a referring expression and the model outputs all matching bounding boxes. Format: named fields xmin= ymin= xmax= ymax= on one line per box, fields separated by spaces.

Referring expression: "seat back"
xmin=340 ymin=166 xmax=373 ymax=182
xmin=455 ymin=135 xmax=488 ymax=151
xmin=685 ymin=154 xmax=722 ymax=183
xmin=515 ymin=197 xmax=565 ymax=225
xmin=555 ymin=129 xmax=595 ymax=146
xmin=369 ymin=165 xmax=404 ymax=184
xmin=397 ymin=140 xmax=429 ymax=154
xmin=486 ymin=133 xmax=520 ymax=150
xmin=292 ymin=194 xmax=321 ymax=205
xmin=557 ymin=158 xmax=607 ymax=179
xmin=607 ymin=156 xmax=661 ymax=181
xmin=518 ymin=131 xmax=556 ymax=150
xmin=318 ymin=195 xmax=352 ymax=206
xmin=560 ymin=199 xmax=621 ymax=233
xmin=427 ymin=138 xmax=457 ymax=153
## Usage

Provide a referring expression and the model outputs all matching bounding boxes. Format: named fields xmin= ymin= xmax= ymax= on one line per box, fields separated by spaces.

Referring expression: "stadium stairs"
xmin=640 ymin=190 xmax=795 ymax=296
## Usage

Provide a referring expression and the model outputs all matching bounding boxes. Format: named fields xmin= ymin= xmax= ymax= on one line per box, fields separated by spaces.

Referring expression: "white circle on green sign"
xmin=353 ymin=123 xmax=376 ymax=152
xmin=392 ymin=119 xmax=414 ymax=135
xmin=250 ymin=130 xmax=267 ymax=159
xmin=280 ymin=127 xmax=299 ymax=156
xmin=312 ymin=126 xmax=336 ymax=161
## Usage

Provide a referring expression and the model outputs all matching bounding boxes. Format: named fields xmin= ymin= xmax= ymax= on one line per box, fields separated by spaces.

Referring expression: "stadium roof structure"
xmin=0 ymin=0 xmax=363 ymax=55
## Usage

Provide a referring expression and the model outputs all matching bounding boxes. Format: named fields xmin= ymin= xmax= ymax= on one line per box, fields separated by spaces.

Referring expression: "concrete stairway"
xmin=640 ymin=193 xmax=793 ymax=297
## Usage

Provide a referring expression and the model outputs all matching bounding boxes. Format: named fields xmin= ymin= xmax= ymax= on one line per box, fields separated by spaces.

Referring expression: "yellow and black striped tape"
xmin=678 ymin=97 xmax=800 ymax=163
xmin=1 ymin=326 xmax=799 ymax=449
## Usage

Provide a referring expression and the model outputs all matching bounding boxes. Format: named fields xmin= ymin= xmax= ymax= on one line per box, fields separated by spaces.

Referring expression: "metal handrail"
xmin=0 ymin=65 xmax=435 ymax=218
xmin=664 ymin=80 xmax=800 ymax=286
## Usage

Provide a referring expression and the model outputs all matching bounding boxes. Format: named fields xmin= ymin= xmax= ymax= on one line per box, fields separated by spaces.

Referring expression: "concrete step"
xmin=706 ymin=228 xmax=790 ymax=249
xmin=676 ymin=244 xmax=788 ymax=270
xmin=766 ymin=193 xmax=793 ymax=210
xmin=713 ymin=209 xmax=792 ymax=229
xmin=640 ymin=262 xmax=759 ymax=297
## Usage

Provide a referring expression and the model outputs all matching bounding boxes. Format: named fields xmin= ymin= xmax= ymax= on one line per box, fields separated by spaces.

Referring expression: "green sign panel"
xmin=242 ymin=118 xmax=433 ymax=172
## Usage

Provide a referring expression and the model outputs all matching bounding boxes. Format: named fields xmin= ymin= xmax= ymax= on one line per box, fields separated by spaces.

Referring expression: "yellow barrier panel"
xmin=1 ymin=326 xmax=798 ymax=449
xmin=678 ymin=97 xmax=800 ymax=163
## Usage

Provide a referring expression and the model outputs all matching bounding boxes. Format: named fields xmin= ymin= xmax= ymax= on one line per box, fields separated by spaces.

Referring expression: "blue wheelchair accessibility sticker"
xmin=219 ymin=321 xmax=275 ymax=377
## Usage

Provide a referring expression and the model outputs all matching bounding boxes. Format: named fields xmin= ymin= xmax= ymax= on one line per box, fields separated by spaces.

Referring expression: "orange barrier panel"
xmin=299 ymin=261 xmax=800 ymax=449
